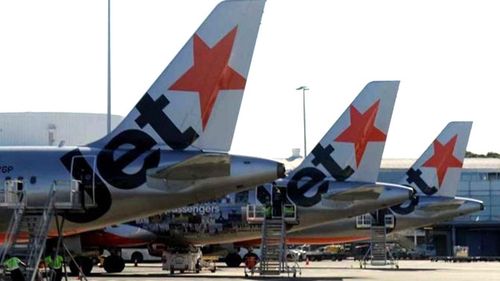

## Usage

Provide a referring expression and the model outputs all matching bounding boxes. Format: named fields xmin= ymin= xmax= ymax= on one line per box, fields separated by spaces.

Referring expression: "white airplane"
xmin=0 ymin=0 xmax=284 ymax=272
xmin=285 ymin=122 xmax=483 ymax=245
xmin=79 ymin=80 xmax=417 ymax=270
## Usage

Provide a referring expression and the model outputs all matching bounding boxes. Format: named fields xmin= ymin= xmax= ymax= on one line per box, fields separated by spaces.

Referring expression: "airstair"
xmin=246 ymin=202 xmax=300 ymax=277
xmin=0 ymin=179 xmax=95 ymax=281
xmin=357 ymin=213 xmax=398 ymax=269
xmin=259 ymin=217 xmax=284 ymax=275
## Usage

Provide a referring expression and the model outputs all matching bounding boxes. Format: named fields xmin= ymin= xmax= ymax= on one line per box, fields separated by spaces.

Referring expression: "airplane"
xmin=78 ymin=80 xmax=417 ymax=270
xmin=282 ymin=122 xmax=484 ymax=247
xmin=0 ymin=0 xmax=285 ymax=274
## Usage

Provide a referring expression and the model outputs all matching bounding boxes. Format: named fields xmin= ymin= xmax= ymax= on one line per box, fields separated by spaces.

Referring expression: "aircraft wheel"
xmin=131 ymin=252 xmax=144 ymax=264
xmin=103 ymin=255 xmax=125 ymax=273
xmin=225 ymin=253 xmax=242 ymax=267
xmin=69 ymin=256 xmax=93 ymax=276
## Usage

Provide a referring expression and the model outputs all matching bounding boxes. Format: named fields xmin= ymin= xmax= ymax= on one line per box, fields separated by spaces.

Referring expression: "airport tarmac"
xmin=78 ymin=260 xmax=500 ymax=281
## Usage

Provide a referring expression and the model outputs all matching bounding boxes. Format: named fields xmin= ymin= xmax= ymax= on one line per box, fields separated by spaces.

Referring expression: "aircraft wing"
xmin=322 ymin=186 xmax=383 ymax=201
xmin=149 ymin=153 xmax=230 ymax=180
xmin=418 ymin=199 xmax=465 ymax=212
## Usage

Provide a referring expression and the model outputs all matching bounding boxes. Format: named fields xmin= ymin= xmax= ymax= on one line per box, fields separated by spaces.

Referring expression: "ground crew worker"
xmin=3 ymin=254 xmax=26 ymax=281
xmin=265 ymin=203 xmax=272 ymax=219
xmin=44 ymin=252 xmax=63 ymax=281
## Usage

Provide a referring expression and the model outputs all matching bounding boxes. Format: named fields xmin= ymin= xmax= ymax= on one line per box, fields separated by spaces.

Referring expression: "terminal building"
xmin=380 ymin=159 xmax=500 ymax=257
xmin=1 ymin=112 xmax=499 ymax=257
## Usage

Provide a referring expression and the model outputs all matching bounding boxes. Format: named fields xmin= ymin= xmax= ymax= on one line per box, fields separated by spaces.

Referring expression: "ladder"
xmin=259 ymin=218 xmax=284 ymax=275
xmin=370 ymin=226 xmax=388 ymax=265
xmin=360 ymin=213 xmax=398 ymax=269
xmin=0 ymin=186 xmax=57 ymax=281
xmin=0 ymin=179 xmax=92 ymax=281
xmin=245 ymin=203 xmax=299 ymax=277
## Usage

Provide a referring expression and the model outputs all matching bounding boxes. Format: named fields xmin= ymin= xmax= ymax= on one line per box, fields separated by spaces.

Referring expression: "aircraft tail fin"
xmin=89 ymin=0 xmax=266 ymax=152
xmin=402 ymin=121 xmax=472 ymax=197
xmin=288 ymin=81 xmax=399 ymax=183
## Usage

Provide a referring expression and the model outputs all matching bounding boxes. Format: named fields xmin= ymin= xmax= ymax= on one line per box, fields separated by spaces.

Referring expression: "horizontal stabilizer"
xmin=149 ymin=153 xmax=230 ymax=180
xmin=418 ymin=199 xmax=464 ymax=212
xmin=323 ymin=186 xmax=383 ymax=201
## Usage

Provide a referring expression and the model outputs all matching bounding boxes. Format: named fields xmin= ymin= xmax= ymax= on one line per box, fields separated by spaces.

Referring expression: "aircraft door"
xmin=70 ymin=155 xmax=96 ymax=210
xmin=271 ymin=186 xmax=284 ymax=218
xmin=255 ymin=183 xmax=273 ymax=206
xmin=255 ymin=184 xmax=287 ymax=218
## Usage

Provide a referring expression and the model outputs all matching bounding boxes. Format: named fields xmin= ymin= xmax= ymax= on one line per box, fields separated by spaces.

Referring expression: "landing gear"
xmin=69 ymin=256 xmax=93 ymax=276
xmin=225 ymin=253 xmax=242 ymax=267
xmin=103 ymin=255 xmax=125 ymax=273
xmin=131 ymin=251 xmax=143 ymax=266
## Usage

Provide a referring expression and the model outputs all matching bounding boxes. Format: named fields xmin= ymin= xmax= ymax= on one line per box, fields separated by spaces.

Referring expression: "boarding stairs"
xmin=370 ymin=226 xmax=389 ymax=265
xmin=259 ymin=218 xmax=284 ymax=275
xmin=246 ymin=203 xmax=300 ymax=277
xmin=0 ymin=179 xmax=95 ymax=281
xmin=357 ymin=213 xmax=398 ymax=269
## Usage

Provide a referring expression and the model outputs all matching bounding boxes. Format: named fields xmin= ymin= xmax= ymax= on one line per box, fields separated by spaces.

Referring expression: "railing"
xmin=0 ymin=179 xmax=26 ymax=208
xmin=246 ymin=204 xmax=266 ymax=222
xmin=0 ymin=179 xmax=94 ymax=210
xmin=53 ymin=179 xmax=82 ymax=209
xmin=283 ymin=204 xmax=297 ymax=222
xmin=355 ymin=214 xmax=395 ymax=229
xmin=356 ymin=214 xmax=372 ymax=229
xmin=384 ymin=214 xmax=395 ymax=229
xmin=246 ymin=204 xmax=297 ymax=223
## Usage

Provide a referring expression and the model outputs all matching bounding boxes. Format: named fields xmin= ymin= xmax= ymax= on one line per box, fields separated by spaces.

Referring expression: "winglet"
xmin=90 ymin=0 xmax=266 ymax=152
xmin=403 ymin=121 xmax=473 ymax=197
xmin=288 ymin=81 xmax=399 ymax=183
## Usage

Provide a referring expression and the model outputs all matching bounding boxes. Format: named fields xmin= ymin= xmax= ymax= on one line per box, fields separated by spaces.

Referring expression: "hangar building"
xmin=0 ymin=112 xmax=122 ymax=146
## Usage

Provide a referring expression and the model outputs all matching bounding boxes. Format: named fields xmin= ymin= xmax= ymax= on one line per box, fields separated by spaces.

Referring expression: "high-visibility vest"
xmin=265 ymin=206 xmax=272 ymax=218
xmin=3 ymin=257 xmax=22 ymax=271
xmin=45 ymin=255 xmax=63 ymax=269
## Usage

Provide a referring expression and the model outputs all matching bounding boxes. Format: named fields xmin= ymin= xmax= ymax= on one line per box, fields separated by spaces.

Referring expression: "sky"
xmin=0 ymin=0 xmax=499 ymax=160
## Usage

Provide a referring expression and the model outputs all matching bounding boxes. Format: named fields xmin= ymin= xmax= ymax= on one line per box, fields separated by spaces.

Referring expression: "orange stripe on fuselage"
xmin=0 ymin=232 xmax=31 ymax=244
xmin=0 ymin=227 xmax=95 ymax=245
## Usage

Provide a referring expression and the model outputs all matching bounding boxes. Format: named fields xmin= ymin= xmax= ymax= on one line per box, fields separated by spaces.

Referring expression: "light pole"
xmin=296 ymin=86 xmax=309 ymax=157
xmin=107 ymin=0 xmax=111 ymax=134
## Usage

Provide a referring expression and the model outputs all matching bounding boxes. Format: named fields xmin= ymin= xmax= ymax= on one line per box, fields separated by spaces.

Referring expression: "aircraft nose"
xmin=479 ymin=201 xmax=485 ymax=211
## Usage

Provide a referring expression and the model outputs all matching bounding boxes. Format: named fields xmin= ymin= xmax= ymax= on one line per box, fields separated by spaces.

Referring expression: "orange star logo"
xmin=422 ymin=135 xmax=462 ymax=187
xmin=169 ymin=27 xmax=246 ymax=129
xmin=335 ymin=100 xmax=386 ymax=167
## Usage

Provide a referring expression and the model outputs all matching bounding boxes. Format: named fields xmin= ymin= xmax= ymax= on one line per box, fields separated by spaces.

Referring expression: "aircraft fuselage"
xmin=0 ymin=146 xmax=283 ymax=238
